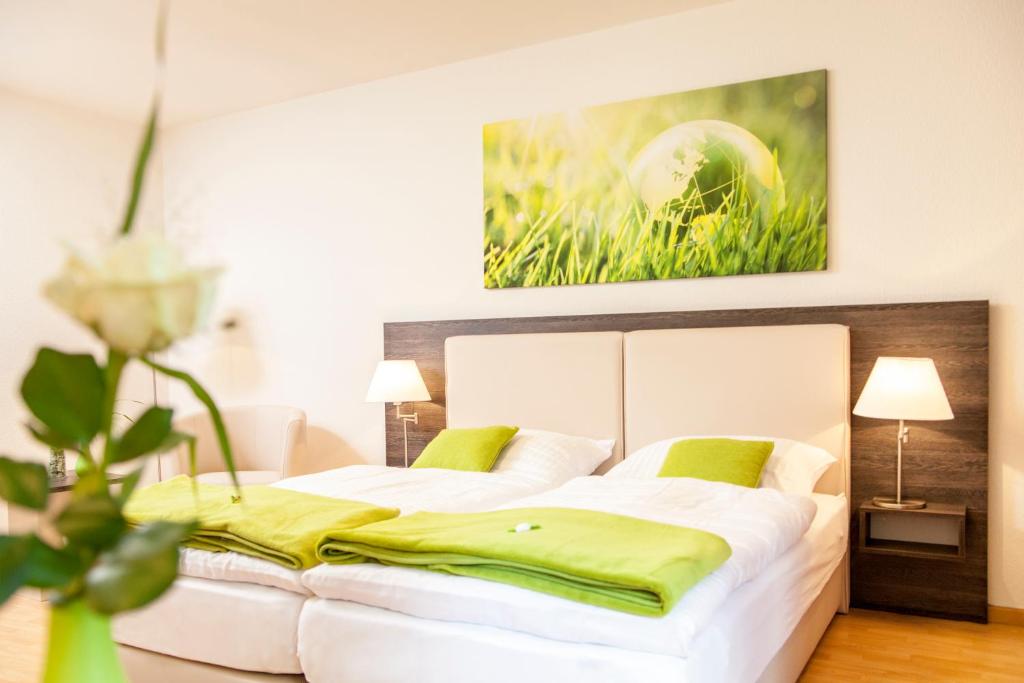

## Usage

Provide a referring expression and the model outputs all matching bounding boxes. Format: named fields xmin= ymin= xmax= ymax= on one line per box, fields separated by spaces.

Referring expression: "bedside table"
xmin=852 ymin=499 xmax=984 ymax=622
xmin=858 ymin=501 xmax=966 ymax=560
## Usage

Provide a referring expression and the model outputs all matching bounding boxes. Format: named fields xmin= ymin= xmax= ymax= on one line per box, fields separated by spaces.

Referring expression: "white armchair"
xmin=162 ymin=405 xmax=307 ymax=485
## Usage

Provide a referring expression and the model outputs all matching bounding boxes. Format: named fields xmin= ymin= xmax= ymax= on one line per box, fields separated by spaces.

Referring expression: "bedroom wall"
xmin=0 ymin=90 xmax=165 ymax=531
xmin=159 ymin=0 xmax=1024 ymax=607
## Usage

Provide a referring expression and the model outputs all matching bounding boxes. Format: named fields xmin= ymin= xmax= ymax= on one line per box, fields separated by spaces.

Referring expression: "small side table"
xmin=853 ymin=500 xmax=985 ymax=621
xmin=858 ymin=500 xmax=966 ymax=560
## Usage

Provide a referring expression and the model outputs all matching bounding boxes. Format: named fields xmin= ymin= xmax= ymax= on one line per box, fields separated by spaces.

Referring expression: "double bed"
xmin=116 ymin=323 xmax=852 ymax=683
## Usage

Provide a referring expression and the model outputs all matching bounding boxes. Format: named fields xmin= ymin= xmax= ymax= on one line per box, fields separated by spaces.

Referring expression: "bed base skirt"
xmin=119 ymin=558 xmax=848 ymax=683
xmin=757 ymin=553 xmax=848 ymax=682
xmin=118 ymin=645 xmax=307 ymax=682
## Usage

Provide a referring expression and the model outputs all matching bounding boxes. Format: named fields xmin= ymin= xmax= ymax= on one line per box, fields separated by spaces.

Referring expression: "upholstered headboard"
xmin=441 ymin=325 xmax=849 ymax=490
xmin=444 ymin=332 xmax=624 ymax=465
xmin=623 ymin=325 xmax=850 ymax=495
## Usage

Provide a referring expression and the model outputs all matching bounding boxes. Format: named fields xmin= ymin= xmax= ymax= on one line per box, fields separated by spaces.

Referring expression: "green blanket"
xmin=317 ymin=507 xmax=731 ymax=616
xmin=125 ymin=476 xmax=399 ymax=569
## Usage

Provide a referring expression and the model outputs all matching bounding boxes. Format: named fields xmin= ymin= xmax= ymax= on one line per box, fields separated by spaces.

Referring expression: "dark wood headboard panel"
xmin=383 ymin=300 xmax=988 ymax=620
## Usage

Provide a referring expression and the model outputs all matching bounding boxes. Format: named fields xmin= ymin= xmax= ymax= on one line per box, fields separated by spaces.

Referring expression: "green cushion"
xmin=410 ymin=426 xmax=519 ymax=472
xmin=658 ymin=438 xmax=774 ymax=488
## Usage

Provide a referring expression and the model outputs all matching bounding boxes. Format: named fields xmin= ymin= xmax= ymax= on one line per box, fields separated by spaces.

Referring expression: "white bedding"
xmin=178 ymin=464 xmax=550 ymax=591
xmin=301 ymin=476 xmax=817 ymax=658
xmin=297 ymin=493 xmax=847 ymax=683
xmin=275 ymin=464 xmax=549 ymax=512
xmin=178 ymin=546 xmax=310 ymax=594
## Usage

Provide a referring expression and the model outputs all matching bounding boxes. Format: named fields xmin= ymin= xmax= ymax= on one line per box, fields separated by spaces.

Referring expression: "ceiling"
xmin=0 ymin=0 xmax=723 ymax=126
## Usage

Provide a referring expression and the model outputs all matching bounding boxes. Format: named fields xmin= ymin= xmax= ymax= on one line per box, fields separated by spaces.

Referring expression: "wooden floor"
xmin=2 ymin=593 xmax=1022 ymax=682
xmin=0 ymin=593 xmax=47 ymax=683
xmin=801 ymin=609 xmax=1024 ymax=682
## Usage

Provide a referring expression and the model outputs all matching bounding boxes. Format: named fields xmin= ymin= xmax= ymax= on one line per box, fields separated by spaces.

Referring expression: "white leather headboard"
xmin=623 ymin=324 xmax=850 ymax=495
xmin=445 ymin=332 xmax=624 ymax=467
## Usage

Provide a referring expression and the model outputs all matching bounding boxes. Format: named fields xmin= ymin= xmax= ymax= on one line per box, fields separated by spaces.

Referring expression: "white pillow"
xmin=760 ymin=439 xmax=838 ymax=496
xmin=606 ymin=435 xmax=836 ymax=496
xmin=492 ymin=429 xmax=615 ymax=486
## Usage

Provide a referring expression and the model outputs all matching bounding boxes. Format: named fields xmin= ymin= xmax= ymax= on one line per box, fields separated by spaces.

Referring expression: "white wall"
xmin=0 ymin=90 xmax=165 ymax=530
xmin=160 ymin=0 xmax=1024 ymax=607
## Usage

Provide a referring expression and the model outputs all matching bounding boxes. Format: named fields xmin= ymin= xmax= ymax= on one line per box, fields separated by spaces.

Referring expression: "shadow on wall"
xmin=171 ymin=310 xmax=265 ymax=404
xmin=204 ymin=311 xmax=265 ymax=400
xmin=290 ymin=425 xmax=368 ymax=474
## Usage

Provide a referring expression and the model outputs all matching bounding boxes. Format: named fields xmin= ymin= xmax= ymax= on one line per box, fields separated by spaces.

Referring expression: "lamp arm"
xmin=395 ymin=403 xmax=418 ymax=424
xmin=394 ymin=402 xmax=419 ymax=468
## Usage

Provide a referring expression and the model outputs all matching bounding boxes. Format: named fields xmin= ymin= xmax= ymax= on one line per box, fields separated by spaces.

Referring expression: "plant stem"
xmin=78 ymin=444 xmax=96 ymax=471
xmin=141 ymin=356 xmax=239 ymax=492
xmin=117 ymin=0 xmax=168 ymax=237
xmin=99 ymin=351 xmax=128 ymax=473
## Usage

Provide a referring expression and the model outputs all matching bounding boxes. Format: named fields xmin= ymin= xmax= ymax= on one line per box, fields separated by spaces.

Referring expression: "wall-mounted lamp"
xmin=853 ymin=356 xmax=954 ymax=509
xmin=366 ymin=360 xmax=431 ymax=467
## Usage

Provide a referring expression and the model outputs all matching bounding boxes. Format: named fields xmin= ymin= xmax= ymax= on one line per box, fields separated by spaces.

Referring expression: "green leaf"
xmin=113 ymin=407 xmax=173 ymax=463
xmin=0 ymin=534 xmax=73 ymax=607
xmin=55 ymin=496 xmax=126 ymax=550
xmin=187 ymin=435 xmax=197 ymax=480
xmin=143 ymin=359 xmax=237 ymax=490
xmin=26 ymin=422 xmax=78 ymax=452
xmin=119 ymin=104 xmax=158 ymax=236
xmin=117 ymin=0 xmax=167 ymax=237
xmin=84 ymin=520 xmax=194 ymax=614
xmin=0 ymin=456 xmax=48 ymax=510
xmin=115 ymin=466 xmax=145 ymax=507
xmin=20 ymin=349 xmax=104 ymax=447
xmin=154 ymin=430 xmax=192 ymax=454
xmin=152 ymin=429 xmax=197 ymax=482
xmin=72 ymin=469 xmax=109 ymax=498
xmin=24 ymin=536 xmax=81 ymax=589
xmin=0 ymin=536 xmax=32 ymax=605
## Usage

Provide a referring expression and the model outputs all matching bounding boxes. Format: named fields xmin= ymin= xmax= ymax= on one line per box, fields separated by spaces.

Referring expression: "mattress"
xmin=177 ymin=464 xmax=551 ymax=591
xmin=113 ymin=576 xmax=306 ymax=674
xmin=178 ymin=548 xmax=309 ymax=594
xmin=296 ymin=493 xmax=847 ymax=682
xmin=298 ymin=599 xmax=688 ymax=683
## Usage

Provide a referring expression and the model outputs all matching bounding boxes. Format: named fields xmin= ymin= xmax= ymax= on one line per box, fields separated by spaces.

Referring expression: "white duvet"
xmin=178 ymin=465 xmax=549 ymax=592
xmin=301 ymin=476 xmax=818 ymax=658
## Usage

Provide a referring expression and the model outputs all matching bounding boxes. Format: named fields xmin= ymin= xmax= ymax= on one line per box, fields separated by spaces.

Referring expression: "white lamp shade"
xmin=853 ymin=357 xmax=953 ymax=421
xmin=365 ymin=360 xmax=430 ymax=403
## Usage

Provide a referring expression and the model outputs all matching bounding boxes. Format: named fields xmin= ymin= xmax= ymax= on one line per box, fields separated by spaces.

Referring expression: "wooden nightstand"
xmin=852 ymin=499 xmax=984 ymax=622
xmin=858 ymin=501 xmax=966 ymax=560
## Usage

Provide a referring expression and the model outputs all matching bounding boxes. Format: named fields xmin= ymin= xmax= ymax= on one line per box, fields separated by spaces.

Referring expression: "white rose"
xmin=44 ymin=234 xmax=222 ymax=356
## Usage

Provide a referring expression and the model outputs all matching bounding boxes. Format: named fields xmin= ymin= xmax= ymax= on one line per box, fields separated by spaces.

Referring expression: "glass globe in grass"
xmin=628 ymin=120 xmax=785 ymax=223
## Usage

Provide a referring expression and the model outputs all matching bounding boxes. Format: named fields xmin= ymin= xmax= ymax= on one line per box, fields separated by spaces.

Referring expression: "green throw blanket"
xmin=125 ymin=476 xmax=399 ymax=569
xmin=317 ymin=507 xmax=731 ymax=616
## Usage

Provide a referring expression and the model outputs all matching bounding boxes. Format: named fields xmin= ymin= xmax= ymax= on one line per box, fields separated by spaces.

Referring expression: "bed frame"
xmin=119 ymin=568 xmax=844 ymax=683
xmin=120 ymin=300 xmax=988 ymax=682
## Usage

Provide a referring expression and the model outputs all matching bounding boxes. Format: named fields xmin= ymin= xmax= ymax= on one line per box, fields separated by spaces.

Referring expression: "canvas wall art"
xmin=482 ymin=70 xmax=827 ymax=288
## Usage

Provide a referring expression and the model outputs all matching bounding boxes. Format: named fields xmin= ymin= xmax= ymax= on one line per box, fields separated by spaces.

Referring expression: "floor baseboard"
xmin=989 ymin=604 xmax=1024 ymax=626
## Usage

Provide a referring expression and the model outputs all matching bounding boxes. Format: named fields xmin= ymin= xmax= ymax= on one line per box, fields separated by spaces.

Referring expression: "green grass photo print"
xmin=482 ymin=70 xmax=827 ymax=288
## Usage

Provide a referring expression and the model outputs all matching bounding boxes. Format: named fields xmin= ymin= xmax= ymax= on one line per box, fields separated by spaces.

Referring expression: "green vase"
xmin=43 ymin=601 xmax=127 ymax=683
